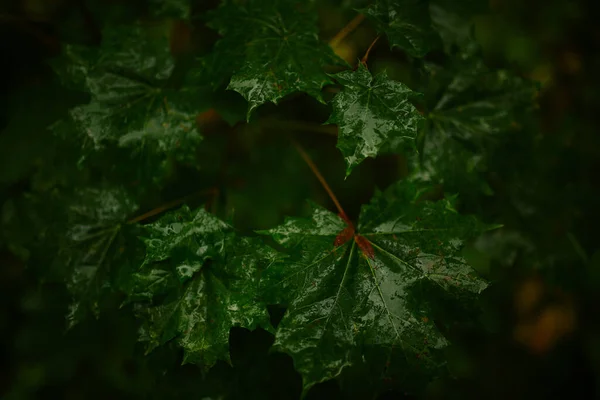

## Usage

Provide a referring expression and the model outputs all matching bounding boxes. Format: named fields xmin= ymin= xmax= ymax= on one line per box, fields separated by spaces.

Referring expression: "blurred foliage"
xmin=1 ymin=0 xmax=599 ymax=399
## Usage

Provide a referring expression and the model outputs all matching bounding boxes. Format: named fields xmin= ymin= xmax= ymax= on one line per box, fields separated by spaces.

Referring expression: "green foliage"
xmin=4 ymin=0 xmax=596 ymax=399
xmin=327 ymin=63 xmax=422 ymax=174
xmin=260 ymin=180 xmax=487 ymax=393
xmin=125 ymin=206 xmax=278 ymax=368
xmin=203 ymin=0 xmax=345 ymax=118
xmin=50 ymin=22 xmax=206 ymax=177
xmin=411 ymin=58 xmax=537 ymax=193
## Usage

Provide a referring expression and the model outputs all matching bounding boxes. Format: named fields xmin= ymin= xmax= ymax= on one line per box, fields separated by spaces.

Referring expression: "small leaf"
xmin=327 ymin=63 xmax=423 ymax=175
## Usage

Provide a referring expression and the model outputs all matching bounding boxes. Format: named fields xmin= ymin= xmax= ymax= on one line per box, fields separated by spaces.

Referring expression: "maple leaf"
xmin=411 ymin=59 xmax=538 ymax=192
xmin=1 ymin=186 xmax=138 ymax=328
xmin=50 ymin=22 xmax=207 ymax=166
xmin=124 ymin=206 xmax=280 ymax=368
xmin=327 ymin=63 xmax=423 ymax=175
xmin=59 ymin=187 xmax=138 ymax=327
xmin=259 ymin=181 xmax=489 ymax=393
xmin=204 ymin=0 xmax=345 ymax=118
xmin=361 ymin=0 xmax=441 ymax=57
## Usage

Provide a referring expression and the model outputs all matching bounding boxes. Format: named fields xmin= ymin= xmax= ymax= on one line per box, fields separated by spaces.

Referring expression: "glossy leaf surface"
xmin=51 ymin=23 xmax=205 ymax=165
xmin=361 ymin=0 xmax=440 ymax=57
xmin=327 ymin=64 xmax=422 ymax=175
xmin=205 ymin=0 xmax=344 ymax=118
xmin=260 ymin=181 xmax=488 ymax=392
xmin=126 ymin=206 xmax=279 ymax=367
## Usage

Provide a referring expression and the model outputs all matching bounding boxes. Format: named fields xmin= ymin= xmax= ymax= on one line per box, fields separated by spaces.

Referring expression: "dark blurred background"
xmin=1 ymin=0 xmax=599 ymax=399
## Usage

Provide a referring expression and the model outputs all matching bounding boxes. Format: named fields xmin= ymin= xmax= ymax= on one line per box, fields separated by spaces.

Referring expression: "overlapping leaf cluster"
xmin=0 ymin=0 xmax=540 ymax=397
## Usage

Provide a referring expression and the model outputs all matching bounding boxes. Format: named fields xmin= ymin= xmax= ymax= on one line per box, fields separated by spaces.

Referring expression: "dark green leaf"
xmin=205 ymin=0 xmax=345 ymax=118
xmin=361 ymin=0 xmax=440 ymax=57
xmin=413 ymin=60 xmax=537 ymax=192
xmin=260 ymin=180 xmax=488 ymax=393
xmin=412 ymin=123 xmax=492 ymax=195
xmin=1 ymin=186 xmax=138 ymax=327
xmin=327 ymin=63 xmax=423 ymax=175
xmin=50 ymin=22 xmax=207 ymax=168
xmin=59 ymin=187 xmax=138 ymax=327
xmin=125 ymin=206 xmax=280 ymax=368
xmin=427 ymin=61 xmax=535 ymax=142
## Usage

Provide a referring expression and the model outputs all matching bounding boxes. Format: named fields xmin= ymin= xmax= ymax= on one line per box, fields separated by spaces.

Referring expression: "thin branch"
xmin=290 ymin=138 xmax=351 ymax=225
xmin=360 ymin=35 xmax=381 ymax=67
xmin=127 ymin=188 xmax=217 ymax=224
xmin=329 ymin=13 xmax=365 ymax=48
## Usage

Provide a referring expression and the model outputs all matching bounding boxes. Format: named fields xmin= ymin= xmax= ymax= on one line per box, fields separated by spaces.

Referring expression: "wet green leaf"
xmin=50 ymin=23 xmax=206 ymax=167
xmin=412 ymin=123 xmax=492 ymax=195
xmin=125 ymin=206 xmax=280 ymax=368
xmin=361 ymin=0 xmax=440 ymax=57
xmin=259 ymin=180 xmax=488 ymax=393
xmin=204 ymin=0 xmax=345 ymax=118
xmin=327 ymin=63 xmax=423 ymax=175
